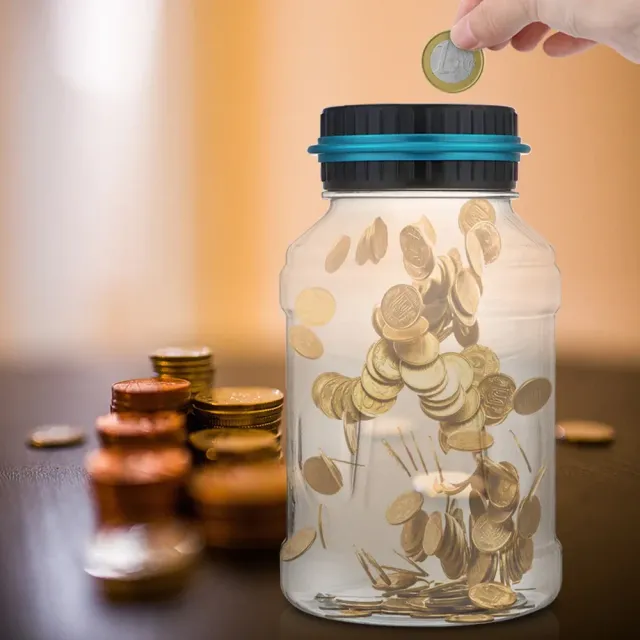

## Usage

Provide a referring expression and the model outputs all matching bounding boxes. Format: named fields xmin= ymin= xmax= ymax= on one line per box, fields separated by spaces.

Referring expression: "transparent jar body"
xmin=279 ymin=192 xmax=561 ymax=627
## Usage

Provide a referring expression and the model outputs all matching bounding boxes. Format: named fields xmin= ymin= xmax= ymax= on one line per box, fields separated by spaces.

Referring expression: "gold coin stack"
xmin=189 ymin=429 xmax=286 ymax=550
xmin=150 ymin=347 xmax=215 ymax=398
xmin=190 ymin=386 xmax=284 ymax=437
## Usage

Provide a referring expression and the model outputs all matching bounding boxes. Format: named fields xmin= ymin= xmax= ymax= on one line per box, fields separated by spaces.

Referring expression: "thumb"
xmin=451 ymin=0 xmax=539 ymax=50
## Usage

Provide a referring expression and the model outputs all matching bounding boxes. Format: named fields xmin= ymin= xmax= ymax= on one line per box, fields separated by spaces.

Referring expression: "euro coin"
xmin=325 ymin=235 xmax=351 ymax=274
xmin=513 ymin=377 xmax=553 ymax=415
xmin=294 ymin=287 xmax=336 ymax=326
xmin=280 ymin=528 xmax=317 ymax=562
xmin=422 ymin=30 xmax=484 ymax=93
xmin=459 ymin=199 xmax=496 ymax=235
xmin=289 ymin=325 xmax=323 ymax=359
xmin=28 ymin=425 xmax=85 ymax=448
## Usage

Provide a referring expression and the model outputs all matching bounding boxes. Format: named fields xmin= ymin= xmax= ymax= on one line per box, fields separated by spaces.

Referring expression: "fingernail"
xmin=450 ymin=19 xmax=480 ymax=50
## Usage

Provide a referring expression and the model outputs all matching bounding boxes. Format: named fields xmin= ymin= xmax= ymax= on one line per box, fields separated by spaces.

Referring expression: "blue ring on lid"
xmin=308 ymin=133 xmax=531 ymax=163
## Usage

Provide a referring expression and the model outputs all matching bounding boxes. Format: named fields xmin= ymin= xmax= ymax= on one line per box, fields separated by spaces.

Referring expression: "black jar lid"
xmin=308 ymin=104 xmax=530 ymax=192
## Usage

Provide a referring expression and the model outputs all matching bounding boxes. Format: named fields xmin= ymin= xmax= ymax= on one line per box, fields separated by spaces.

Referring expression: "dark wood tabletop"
xmin=1 ymin=358 xmax=638 ymax=640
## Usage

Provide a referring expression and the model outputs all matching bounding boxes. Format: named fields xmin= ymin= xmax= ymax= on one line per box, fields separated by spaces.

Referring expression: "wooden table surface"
xmin=1 ymin=359 xmax=638 ymax=640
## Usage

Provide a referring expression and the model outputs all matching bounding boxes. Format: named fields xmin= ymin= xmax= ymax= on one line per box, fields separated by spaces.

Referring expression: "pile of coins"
xmin=85 ymin=377 xmax=202 ymax=599
xmin=189 ymin=429 xmax=286 ymax=549
xmin=190 ymin=386 xmax=284 ymax=437
xmin=283 ymin=199 xmax=555 ymax=624
xmin=150 ymin=347 xmax=215 ymax=398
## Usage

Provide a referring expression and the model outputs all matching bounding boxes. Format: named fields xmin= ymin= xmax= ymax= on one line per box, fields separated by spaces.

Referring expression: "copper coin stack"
xmin=150 ymin=347 xmax=215 ymax=399
xmin=190 ymin=386 xmax=284 ymax=437
xmin=84 ymin=377 xmax=202 ymax=599
xmin=188 ymin=429 xmax=287 ymax=550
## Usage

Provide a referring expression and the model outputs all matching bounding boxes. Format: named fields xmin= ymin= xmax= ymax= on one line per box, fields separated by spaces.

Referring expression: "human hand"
xmin=450 ymin=0 xmax=640 ymax=63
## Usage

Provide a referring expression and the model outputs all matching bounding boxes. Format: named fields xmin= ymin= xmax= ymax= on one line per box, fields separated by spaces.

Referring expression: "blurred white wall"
xmin=0 ymin=0 xmax=195 ymax=364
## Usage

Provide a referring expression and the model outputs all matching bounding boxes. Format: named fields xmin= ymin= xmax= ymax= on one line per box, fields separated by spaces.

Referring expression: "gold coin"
xmin=371 ymin=305 xmax=387 ymax=338
xmin=461 ymin=345 xmax=499 ymax=385
xmin=371 ymin=339 xmax=402 ymax=381
xmin=469 ymin=582 xmax=517 ymax=610
xmin=194 ymin=386 xmax=283 ymax=410
xmin=469 ymin=489 xmax=487 ymax=520
xmin=441 ymin=353 xmax=474 ymax=391
xmin=326 ymin=610 xmax=373 ymax=619
xmin=312 ymin=372 xmax=341 ymax=410
xmin=467 ymin=552 xmax=493 ymax=587
xmin=400 ymin=225 xmax=435 ymax=280
xmin=469 ymin=221 xmax=501 ymax=264
xmin=355 ymin=228 xmax=371 ymax=265
xmin=513 ymin=377 xmax=553 ymax=415
xmin=517 ymin=495 xmax=541 ymax=538
xmin=465 ymin=229 xmax=484 ymax=278
xmin=414 ymin=215 xmax=437 ymax=245
xmin=280 ymin=528 xmax=317 ymax=562
xmin=380 ymin=284 xmax=423 ymax=330
xmin=472 ymin=515 xmax=513 ymax=553
xmin=325 ymin=235 xmax=351 ymax=273
xmin=382 ymin=316 xmax=430 ymax=343
xmin=447 ymin=427 xmax=493 ymax=452
xmin=302 ymin=455 xmax=343 ymax=495
xmin=393 ymin=331 xmax=439 ymax=366
xmin=401 ymin=510 xmax=429 ymax=554
xmin=352 ymin=381 xmax=396 ymax=417
xmin=453 ymin=269 xmax=481 ymax=316
xmin=556 ymin=420 xmax=615 ymax=444
xmin=28 ymin=425 xmax=85 ymax=448
xmin=421 ymin=388 xmax=466 ymax=422
xmin=330 ymin=378 xmax=353 ymax=419
xmin=453 ymin=318 xmax=479 ymax=348
xmin=318 ymin=375 xmax=348 ymax=419
xmin=385 ymin=491 xmax=425 ymax=525
xmin=371 ymin=217 xmax=389 ymax=262
xmin=294 ymin=287 xmax=336 ymax=326
xmin=422 ymin=511 xmax=444 ymax=555
xmin=422 ymin=30 xmax=484 ymax=93
xmin=447 ymin=387 xmax=481 ymax=423
xmin=459 ymin=199 xmax=496 ymax=235
xmin=446 ymin=613 xmax=494 ymax=624
xmin=400 ymin=357 xmax=447 ymax=394
xmin=289 ymin=325 xmax=323 ymax=359
xmin=343 ymin=415 xmax=359 ymax=456
xmin=478 ymin=373 xmax=516 ymax=421
xmin=486 ymin=463 xmax=519 ymax=509
xmin=361 ymin=366 xmax=404 ymax=401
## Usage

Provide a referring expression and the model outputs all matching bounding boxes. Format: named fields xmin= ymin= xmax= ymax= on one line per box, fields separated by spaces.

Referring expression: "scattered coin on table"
xmin=28 ymin=425 xmax=85 ymax=448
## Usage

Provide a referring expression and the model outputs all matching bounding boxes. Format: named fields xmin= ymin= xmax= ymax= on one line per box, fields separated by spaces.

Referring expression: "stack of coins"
xmin=111 ymin=378 xmax=192 ymax=414
xmin=190 ymin=386 xmax=284 ymax=436
xmin=85 ymin=377 xmax=201 ymax=599
xmin=150 ymin=347 xmax=215 ymax=398
xmin=188 ymin=429 xmax=286 ymax=550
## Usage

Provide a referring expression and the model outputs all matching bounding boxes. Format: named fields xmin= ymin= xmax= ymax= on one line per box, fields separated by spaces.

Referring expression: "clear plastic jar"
xmin=279 ymin=105 xmax=561 ymax=627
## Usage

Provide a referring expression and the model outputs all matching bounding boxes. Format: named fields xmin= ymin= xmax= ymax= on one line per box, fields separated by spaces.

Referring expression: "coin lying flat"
xmin=325 ymin=235 xmax=351 ymax=274
xmin=280 ymin=528 xmax=317 ymax=562
xmin=555 ymin=420 xmax=615 ymax=444
xmin=422 ymin=31 xmax=484 ymax=93
xmin=513 ymin=377 xmax=552 ymax=415
xmin=289 ymin=325 xmax=324 ymax=359
xmin=469 ymin=582 xmax=517 ymax=610
xmin=446 ymin=613 xmax=494 ymax=624
xmin=28 ymin=425 xmax=85 ymax=448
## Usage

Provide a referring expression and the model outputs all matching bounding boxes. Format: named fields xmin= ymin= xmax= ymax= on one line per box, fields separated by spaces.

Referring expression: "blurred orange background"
xmin=1 ymin=0 xmax=639 ymax=369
